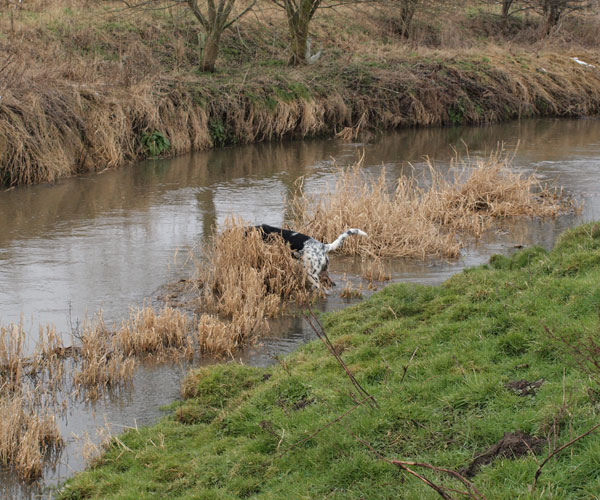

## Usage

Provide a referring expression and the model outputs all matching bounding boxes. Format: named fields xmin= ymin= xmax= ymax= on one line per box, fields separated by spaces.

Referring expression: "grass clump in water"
xmin=291 ymin=150 xmax=574 ymax=258
xmin=191 ymin=218 xmax=314 ymax=355
xmin=58 ymin=221 xmax=600 ymax=499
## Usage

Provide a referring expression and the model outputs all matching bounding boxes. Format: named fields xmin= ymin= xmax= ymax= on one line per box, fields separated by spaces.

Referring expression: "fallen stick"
xmin=532 ymin=421 xmax=600 ymax=491
xmin=304 ymin=305 xmax=378 ymax=409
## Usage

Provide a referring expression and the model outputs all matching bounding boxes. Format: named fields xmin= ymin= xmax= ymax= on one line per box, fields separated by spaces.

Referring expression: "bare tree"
xmin=185 ymin=0 xmax=256 ymax=71
xmin=395 ymin=0 xmax=418 ymax=38
xmin=117 ymin=0 xmax=256 ymax=72
xmin=271 ymin=0 xmax=322 ymax=65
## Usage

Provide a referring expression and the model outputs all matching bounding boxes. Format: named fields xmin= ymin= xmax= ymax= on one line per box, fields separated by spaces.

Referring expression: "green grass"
xmin=59 ymin=222 xmax=600 ymax=499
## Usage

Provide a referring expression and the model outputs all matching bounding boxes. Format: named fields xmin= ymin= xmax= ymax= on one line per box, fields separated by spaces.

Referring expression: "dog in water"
xmin=253 ymin=224 xmax=367 ymax=291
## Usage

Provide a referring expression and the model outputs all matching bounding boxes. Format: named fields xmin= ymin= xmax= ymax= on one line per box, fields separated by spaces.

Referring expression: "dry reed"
xmin=290 ymin=159 xmax=461 ymax=259
xmin=340 ymin=281 xmax=364 ymax=299
xmin=421 ymin=150 xmax=576 ymax=237
xmin=291 ymin=152 xmax=572 ymax=259
xmin=361 ymin=257 xmax=392 ymax=282
xmin=189 ymin=218 xmax=314 ymax=354
xmin=73 ymin=314 xmax=135 ymax=399
xmin=115 ymin=305 xmax=192 ymax=359
xmin=0 ymin=391 xmax=63 ymax=481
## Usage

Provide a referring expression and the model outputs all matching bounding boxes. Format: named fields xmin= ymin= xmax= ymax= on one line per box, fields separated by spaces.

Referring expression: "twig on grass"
xmin=532 ymin=421 xmax=600 ymax=491
xmin=304 ymin=305 xmax=378 ymax=409
xmin=355 ymin=435 xmax=486 ymax=500
xmin=400 ymin=347 xmax=418 ymax=383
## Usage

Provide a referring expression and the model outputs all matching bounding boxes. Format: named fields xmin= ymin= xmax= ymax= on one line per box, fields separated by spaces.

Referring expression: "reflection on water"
xmin=1 ymin=118 xmax=600 ymax=498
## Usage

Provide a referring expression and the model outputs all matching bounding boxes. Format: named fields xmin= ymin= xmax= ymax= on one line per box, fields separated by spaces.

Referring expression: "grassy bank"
xmin=1 ymin=1 xmax=600 ymax=186
xmin=59 ymin=221 xmax=600 ymax=499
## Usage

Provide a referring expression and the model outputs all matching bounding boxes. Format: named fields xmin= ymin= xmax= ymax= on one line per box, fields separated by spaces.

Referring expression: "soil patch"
xmin=504 ymin=379 xmax=545 ymax=396
xmin=461 ymin=431 xmax=545 ymax=478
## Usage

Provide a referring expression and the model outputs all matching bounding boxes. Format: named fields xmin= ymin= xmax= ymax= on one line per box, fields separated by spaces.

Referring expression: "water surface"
xmin=1 ymin=118 xmax=600 ymax=498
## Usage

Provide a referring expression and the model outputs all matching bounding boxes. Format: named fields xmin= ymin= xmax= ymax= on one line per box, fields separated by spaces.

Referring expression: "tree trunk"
xmin=501 ymin=0 xmax=513 ymax=27
xmin=288 ymin=25 xmax=309 ymax=65
xmin=543 ymin=7 xmax=561 ymax=33
xmin=287 ymin=0 xmax=313 ymax=65
xmin=201 ymin=30 xmax=222 ymax=72
xmin=397 ymin=0 xmax=417 ymax=39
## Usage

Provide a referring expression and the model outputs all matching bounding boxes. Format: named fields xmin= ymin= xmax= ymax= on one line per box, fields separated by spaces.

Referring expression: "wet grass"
xmin=59 ymin=221 xmax=600 ymax=499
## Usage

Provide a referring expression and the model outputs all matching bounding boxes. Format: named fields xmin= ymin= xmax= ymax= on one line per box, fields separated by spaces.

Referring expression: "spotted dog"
xmin=254 ymin=224 xmax=368 ymax=291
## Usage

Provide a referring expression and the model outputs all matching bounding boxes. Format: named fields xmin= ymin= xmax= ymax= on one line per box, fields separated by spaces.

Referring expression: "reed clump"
xmin=291 ymin=153 xmax=572 ymax=259
xmin=115 ymin=305 xmax=193 ymax=359
xmin=361 ymin=257 xmax=392 ymax=282
xmin=0 ymin=390 xmax=63 ymax=481
xmin=192 ymin=219 xmax=313 ymax=353
xmin=290 ymin=161 xmax=461 ymax=259
xmin=0 ymin=322 xmax=26 ymax=390
xmin=73 ymin=314 xmax=136 ymax=399
xmin=422 ymin=151 xmax=577 ymax=237
xmin=340 ymin=281 xmax=363 ymax=299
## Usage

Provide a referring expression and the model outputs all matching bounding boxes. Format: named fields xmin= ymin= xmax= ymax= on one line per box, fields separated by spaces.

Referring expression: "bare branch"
xmin=223 ymin=0 xmax=256 ymax=30
xmin=532 ymin=421 xmax=600 ymax=491
xmin=304 ymin=306 xmax=378 ymax=409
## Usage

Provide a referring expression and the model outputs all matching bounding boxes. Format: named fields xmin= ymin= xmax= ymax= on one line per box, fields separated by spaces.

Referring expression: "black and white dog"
xmin=253 ymin=224 xmax=367 ymax=291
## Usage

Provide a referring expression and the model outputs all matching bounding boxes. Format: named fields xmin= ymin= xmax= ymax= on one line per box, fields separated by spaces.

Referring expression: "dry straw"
xmin=73 ymin=314 xmax=136 ymax=399
xmin=421 ymin=149 xmax=576 ymax=237
xmin=115 ymin=305 xmax=192 ymax=359
xmin=290 ymin=158 xmax=461 ymax=259
xmin=0 ymin=390 xmax=63 ymax=481
xmin=291 ymin=151 xmax=573 ymax=258
xmin=192 ymin=218 xmax=313 ymax=354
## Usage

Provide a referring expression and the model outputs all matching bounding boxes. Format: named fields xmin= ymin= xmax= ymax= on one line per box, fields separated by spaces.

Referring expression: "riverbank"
xmin=58 ymin=221 xmax=600 ymax=499
xmin=1 ymin=1 xmax=600 ymax=186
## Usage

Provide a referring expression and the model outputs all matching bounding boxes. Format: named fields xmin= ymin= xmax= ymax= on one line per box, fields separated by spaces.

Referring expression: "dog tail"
xmin=324 ymin=228 xmax=368 ymax=253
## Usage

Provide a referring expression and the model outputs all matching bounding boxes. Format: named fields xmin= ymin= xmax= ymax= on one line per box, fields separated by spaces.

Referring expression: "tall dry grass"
xmin=0 ymin=322 xmax=64 ymax=481
xmin=421 ymin=150 xmax=576 ymax=237
xmin=0 ymin=392 xmax=63 ymax=481
xmin=72 ymin=314 xmax=136 ymax=399
xmin=291 ymin=152 xmax=573 ymax=258
xmin=290 ymin=160 xmax=462 ymax=259
xmin=191 ymin=219 xmax=313 ymax=354
xmin=115 ymin=305 xmax=192 ymax=359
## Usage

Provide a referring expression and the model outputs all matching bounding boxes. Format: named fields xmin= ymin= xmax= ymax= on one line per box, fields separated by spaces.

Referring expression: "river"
xmin=1 ymin=118 xmax=599 ymax=498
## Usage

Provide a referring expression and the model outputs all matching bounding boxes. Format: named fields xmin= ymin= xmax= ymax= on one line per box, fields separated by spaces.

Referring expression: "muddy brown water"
xmin=2 ymin=118 xmax=600 ymax=498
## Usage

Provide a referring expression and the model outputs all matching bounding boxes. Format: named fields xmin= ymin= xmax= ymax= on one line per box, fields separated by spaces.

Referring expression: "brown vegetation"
xmin=291 ymin=152 xmax=574 ymax=258
xmin=191 ymin=219 xmax=313 ymax=354
xmin=0 ymin=1 xmax=599 ymax=186
xmin=73 ymin=314 xmax=136 ymax=399
xmin=0 ymin=322 xmax=64 ymax=481
xmin=421 ymin=150 xmax=577 ymax=236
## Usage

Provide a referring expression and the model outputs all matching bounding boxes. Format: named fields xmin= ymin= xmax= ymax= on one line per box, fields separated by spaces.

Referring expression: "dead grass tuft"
xmin=340 ymin=281 xmax=364 ymax=299
xmin=73 ymin=314 xmax=136 ymax=399
xmin=290 ymin=158 xmax=461 ymax=259
xmin=422 ymin=150 xmax=577 ymax=237
xmin=191 ymin=218 xmax=314 ymax=353
xmin=115 ymin=305 xmax=192 ymax=359
xmin=0 ymin=391 xmax=63 ymax=481
xmin=291 ymin=151 xmax=573 ymax=258
xmin=361 ymin=257 xmax=392 ymax=282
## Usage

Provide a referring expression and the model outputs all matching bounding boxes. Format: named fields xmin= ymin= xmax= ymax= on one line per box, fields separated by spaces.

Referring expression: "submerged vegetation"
xmin=58 ymin=222 xmax=600 ymax=499
xmin=0 ymin=0 xmax=599 ymax=185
